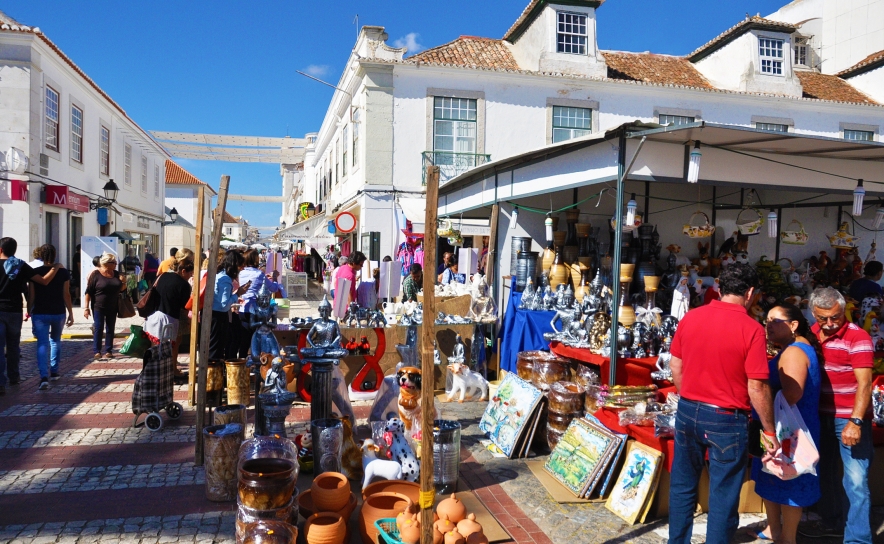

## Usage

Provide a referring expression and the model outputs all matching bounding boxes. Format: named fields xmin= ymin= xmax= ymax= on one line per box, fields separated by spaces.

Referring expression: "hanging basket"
xmin=737 ymin=208 xmax=764 ymax=236
xmin=828 ymin=221 xmax=860 ymax=249
xmin=447 ymin=231 xmax=464 ymax=247
xmin=437 ymin=218 xmax=454 ymax=237
xmin=683 ymin=211 xmax=715 ymax=239
xmin=780 ymin=219 xmax=808 ymax=245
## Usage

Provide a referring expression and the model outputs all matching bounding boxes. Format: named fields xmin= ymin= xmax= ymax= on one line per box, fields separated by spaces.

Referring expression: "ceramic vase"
xmin=549 ymin=247 xmax=569 ymax=291
xmin=359 ymin=492 xmax=409 ymax=544
xmin=456 ymin=514 xmax=483 ymax=540
xmin=509 ymin=236 xmax=532 ymax=278
xmin=553 ymin=231 xmax=567 ymax=248
xmin=570 ymin=257 xmax=590 ymax=296
xmin=361 ymin=480 xmax=419 ymax=503
xmin=436 ymin=494 xmax=467 ymax=524
xmin=311 ymin=472 xmax=350 ymax=512
xmin=541 ymin=243 xmax=555 ymax=274
xmin=304 ymin=513 xmax=345 ymax=544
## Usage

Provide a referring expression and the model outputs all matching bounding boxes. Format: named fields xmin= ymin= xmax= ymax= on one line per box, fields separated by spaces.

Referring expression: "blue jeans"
xmin=32 ymin=314 xmax=65 ymax=379
xmin=818 ymin=416 xmax=873 ymax=544
xmin=669 ymin=398 xmax=748 ymax=544
xmin=0 ymin=311 xmax=23 ymax=386
xmin=92 ymin=308 xmax=117 ymax=355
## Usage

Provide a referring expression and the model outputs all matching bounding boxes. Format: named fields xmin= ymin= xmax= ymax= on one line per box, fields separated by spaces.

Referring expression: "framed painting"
xmin=605 ymin=441 xmax=663 ymax=524
xmin=543 ymin=418 xmax=620 ymax=497
xmin=591 ymin=430 xmax=628 ymax=499
xmin=479 ymin=373 xmax=543 ymax=458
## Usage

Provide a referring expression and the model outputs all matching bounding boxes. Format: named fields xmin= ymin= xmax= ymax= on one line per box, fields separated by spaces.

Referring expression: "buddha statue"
xmin=299 ymin=294 xmax=349 ymax=359
xmin=248 ymin=283 xmax=280 ymax=365
xmin=260 ymin=356 xmax=297 ymax=405
xmin=450 ymin=334 xmax=466 ymax=365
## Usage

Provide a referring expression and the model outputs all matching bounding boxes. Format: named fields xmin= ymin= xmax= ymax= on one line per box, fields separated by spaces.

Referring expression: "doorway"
xmin=45 ymin=212 xmax=60 ymax=251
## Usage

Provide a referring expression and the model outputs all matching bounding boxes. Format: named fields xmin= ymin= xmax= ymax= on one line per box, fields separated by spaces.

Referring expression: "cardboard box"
xmin=649 ymin=466 xmax=763 ymax=519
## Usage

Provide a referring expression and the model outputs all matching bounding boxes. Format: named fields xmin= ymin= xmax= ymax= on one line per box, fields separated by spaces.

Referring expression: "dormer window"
xmin=794 ymin=36 xmax=809 ymax=66
xmin=759 ymin=38 xmax=784 ymax=75
xmin=557 ymin=12 xmax=587 ymax=55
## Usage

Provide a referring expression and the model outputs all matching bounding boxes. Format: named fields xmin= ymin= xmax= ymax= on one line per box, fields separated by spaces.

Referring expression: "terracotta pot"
xmin=434 ymin=515 xmax=457 ymax=535
xmin=456 ymin=513 xmax=482 ymax=540
xmin=298 ymin=489 xmax=316 ymax=520
xmin=444 ymin=529 xmax=465 ymax=544
xmin=311 ymin=472 xmax=350 ymax=513
xmin=466 ymin=532 xmax=490 ymax=544
xmin=400 ymin=518 xmax=422 ymax=544
xmin=304 ymin=513 xmax=346 ymax=544
xmin=359 ymin=491 xmax=409 ymax=544
xmin=361 ymin=480 xmax=419 ymax=503
xmin=334 ymin=493 xmax=357 ymax=522
xmin=436 ymin=494 xmax=467 ymax=524
xmin=433 ymin=527 xmax=445 ymax=544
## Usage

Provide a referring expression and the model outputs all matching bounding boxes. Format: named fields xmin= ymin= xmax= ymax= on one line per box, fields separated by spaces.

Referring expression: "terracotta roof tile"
xmin=165 ymin=159 xmax=213 ymax=188
xmin=837 ymin=49 xmax=884 ymax=78
xmin=795 ymin=71 xmax=878 ymax=105
xmin=687 ymin=16 xmax=797 ymax=62
xmin=222 ymin=211 xmax=238 ymax=224
xmin=407 ymin=36 xmax=519 ymax=70
xmin=604 ymin=51 xmax=713 ymax=88
xmin=503 ymin=0 xmax=603 ymax=43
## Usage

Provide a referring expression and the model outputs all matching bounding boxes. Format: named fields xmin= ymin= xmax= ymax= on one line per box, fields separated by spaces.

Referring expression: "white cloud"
xmin=393 ymin=32 xmax=424 ymax=54
xmin=304 ymin=64 xmax=330 ymax=77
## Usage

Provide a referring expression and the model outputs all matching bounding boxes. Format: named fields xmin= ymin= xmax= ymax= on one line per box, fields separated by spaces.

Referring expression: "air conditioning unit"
xmin=39 ymin=153 xmax=49 ymax=176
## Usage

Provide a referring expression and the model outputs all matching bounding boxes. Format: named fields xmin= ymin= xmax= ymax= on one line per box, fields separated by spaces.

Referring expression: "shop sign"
xmin=44 ymin=185 xmax=90 ymax=213
xmin=137 ymin=216 xmax=150 ymax=229
xmin=5 ymin=179 xmax=28 ymax=202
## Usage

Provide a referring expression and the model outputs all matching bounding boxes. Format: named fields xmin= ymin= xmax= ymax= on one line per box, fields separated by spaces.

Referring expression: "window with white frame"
xmin=659 ymin=114 xmax=695 ymax=126
xmin=99 ymin=126 xmax=110 ymax=176
xmin=552 ymin=106 xmax=592 ymax=143
xmin=756 ymin=122 xmax=788 ymax=132
xmin=71 ymin=105 xmax=84 ymax=163
xmin=335 ymin=140 xmax=341 ymax=182
xmin=124 ymin=144 xmax=132 ymax=185
xmin=45 ymin=86 xmax=60 ymax=152
xmin=141 ymin=155 xmax=148 ymax=193
xmin=154 ymin=164 xmax=159 ymax=196
xmin=352 ymin=109 xmax=359 ymax=168
xmin=844 ymin=129 xmax=874 ymax=141
xmin=759 ymin=38 xmax=784 ymax=75
xmin=557 ymin=12 xmax=587 ymax=55
xmin=794 ymin=36 xmax=809 ymax=66
xmin=342 ymin=126 xmax=348 ymax=177
xmin=433 ymin=97 xmax=477 ymax=164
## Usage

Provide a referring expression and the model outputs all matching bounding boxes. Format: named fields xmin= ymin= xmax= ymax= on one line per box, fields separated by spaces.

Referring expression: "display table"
xmin=549 ymin=342 xmax=670 ymax=387
xmin=499 ymin=279 xmax=555 ymax=374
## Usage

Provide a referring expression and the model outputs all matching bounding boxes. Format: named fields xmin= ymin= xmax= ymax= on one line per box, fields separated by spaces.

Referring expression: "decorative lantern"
xmin=687 ymin=142 xmax=702 ymax=183
xmin=853 ymin=179 xmax=865 ymax=216
xmin=767 ymin=210 xmax=778 ymax=238
xmin=626 ymin=194 xmax=637 ymax=228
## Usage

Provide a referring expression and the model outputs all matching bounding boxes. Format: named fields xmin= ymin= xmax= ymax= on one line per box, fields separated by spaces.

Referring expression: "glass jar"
xmin=238 ymin=458 xmax=297 ymax=510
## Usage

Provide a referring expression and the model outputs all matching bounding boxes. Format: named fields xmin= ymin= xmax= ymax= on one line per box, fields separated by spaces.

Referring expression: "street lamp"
xmin=162 ymin=207 xmax=179 ymax=226
xmin=90 ymin=178 xmax=120 ymax=210
xmin=281 ymin=221 xmax=287 ymax=229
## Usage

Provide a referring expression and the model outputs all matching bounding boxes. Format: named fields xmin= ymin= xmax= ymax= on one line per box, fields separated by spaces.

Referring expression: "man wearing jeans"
xmin=0 ymin=238 xmax=62 ymax=395
xmin=802 ymin=287 xmax=874 ymax=543
xmin=668 ymin=263 xmax=778 ymax=544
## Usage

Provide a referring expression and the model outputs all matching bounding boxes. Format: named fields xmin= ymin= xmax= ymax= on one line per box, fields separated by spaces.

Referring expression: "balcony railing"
xmin=422 ymin=151 xmax=491 ymax=185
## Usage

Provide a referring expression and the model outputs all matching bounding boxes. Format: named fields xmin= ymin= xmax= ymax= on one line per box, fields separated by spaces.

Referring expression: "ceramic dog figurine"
xmin=397 ymin=366 xmax=422 ymax=434
xmin=384 ymin=418 xmax=419 ymax=483
xmin=360 ymin=438 xmax=403 ymax=488
xmin=445 ymin=362 xmax=489 ymax=403
xmin=339 ymin=415 xmax=363 ymax=482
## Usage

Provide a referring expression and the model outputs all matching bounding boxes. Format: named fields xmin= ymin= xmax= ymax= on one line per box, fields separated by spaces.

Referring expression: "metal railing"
xmin=422 ymin=151 xmax=491 ymax=185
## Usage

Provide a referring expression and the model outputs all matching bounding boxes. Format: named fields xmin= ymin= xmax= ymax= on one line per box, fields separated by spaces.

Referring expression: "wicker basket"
xmin=375 ymin=518 xmax=404 ymax=544
xmin=682 ymin=211 xmax=715 ymax=239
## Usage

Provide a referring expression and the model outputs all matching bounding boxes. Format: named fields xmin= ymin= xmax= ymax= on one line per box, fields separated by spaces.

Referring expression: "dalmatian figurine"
xmin=383 ymin=417 xmax=420 ymax=483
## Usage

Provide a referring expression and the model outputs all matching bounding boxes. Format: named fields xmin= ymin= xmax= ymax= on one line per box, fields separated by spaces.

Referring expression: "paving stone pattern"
xmin=0 ymin=462 xmax=204 ymax=494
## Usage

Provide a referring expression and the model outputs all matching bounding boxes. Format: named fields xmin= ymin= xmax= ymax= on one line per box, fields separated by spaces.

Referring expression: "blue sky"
xmin=8 ymin=0 xmax=786 ymax=230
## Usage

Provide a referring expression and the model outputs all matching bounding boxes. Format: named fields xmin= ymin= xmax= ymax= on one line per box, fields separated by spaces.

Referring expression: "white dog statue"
xmin=360 ymin=438 xmax=403 ymax=488
xmin=446 ymin=362 xmax=489 ymax=403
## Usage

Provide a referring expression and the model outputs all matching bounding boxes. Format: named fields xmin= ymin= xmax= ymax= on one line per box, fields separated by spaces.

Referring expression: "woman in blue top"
xmin=753 ymin=303 xmax=822 ymax=544
xmin=209 ymin=251 xmax=249 ymax=363
xmin=440 ymin=256 xmax=466 ymax=285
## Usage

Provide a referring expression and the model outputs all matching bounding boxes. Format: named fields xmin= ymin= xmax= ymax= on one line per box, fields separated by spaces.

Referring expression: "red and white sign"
xmin=45 ymin=185 xmax=90 ymax=213
xmin=7 ymin=179 xmax=28 ymax=202
xmin=334 ymin=211 xmax=357 ymax=233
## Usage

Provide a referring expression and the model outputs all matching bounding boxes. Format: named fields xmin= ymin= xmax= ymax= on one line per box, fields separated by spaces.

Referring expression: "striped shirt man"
xmin=812 ymin=321 xmax=874 ymax=417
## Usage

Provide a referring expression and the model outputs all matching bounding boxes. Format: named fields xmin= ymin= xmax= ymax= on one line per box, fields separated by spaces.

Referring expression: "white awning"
xmin=398 ymin=198 xmax=427 ymax=230
xmin=277 ymin=213 xmax=326 ymax=241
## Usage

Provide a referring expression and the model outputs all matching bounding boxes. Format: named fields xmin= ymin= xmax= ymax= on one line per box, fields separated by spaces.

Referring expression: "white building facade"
xmin=300 ymin=0 xmax=884 ymax=263
xmin=163 ymin=160 xmax=216 ymax=256
xmin=0 ymin=12 xmax=168 ymax=268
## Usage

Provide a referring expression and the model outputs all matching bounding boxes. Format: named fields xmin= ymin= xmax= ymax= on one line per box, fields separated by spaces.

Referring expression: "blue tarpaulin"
xmin=498 ymin=278 xmax=555 ymax=373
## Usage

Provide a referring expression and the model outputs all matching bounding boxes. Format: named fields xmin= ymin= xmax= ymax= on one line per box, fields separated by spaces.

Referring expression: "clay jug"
xmin=541 ymin=242 xmax=555 ymax=275
xmin=456 ymin=513 xmax=482 ymax=540
xmin=549 ymin=247 xmax=569 ymax=291
xmin=445 ymin=529 xmax=465 ymax=544
xmin=400 ymin=519 xmax=421 ymax=544
xmin=436 ymin=494 xmax=467 ymax=524
xmin=311 ymin=472 xmax=350 ymax=512
xmin=434 ymin=514 xmax=457 ymax=535
xmin=574 ymin=268 xmax=591 ymax=303
xmin=359 ymin=492 xmax=409 ymax=544
xmin=304 ymin=513 xmax=345 ymax=544
xmin=466 ymin=532 xmax=490 ymax=544
xmin=433 ymin=526 xmax=445 ymax=544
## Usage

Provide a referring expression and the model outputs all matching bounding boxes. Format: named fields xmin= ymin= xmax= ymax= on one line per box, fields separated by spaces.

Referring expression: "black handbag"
xmin=136 ymin=286 xmax=159 ymax=318
xmin=117 ymin=293 xmax=136 ymax=318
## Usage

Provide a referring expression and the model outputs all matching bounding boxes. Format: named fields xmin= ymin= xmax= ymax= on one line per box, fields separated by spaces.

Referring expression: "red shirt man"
xmin=811 ymin=320 xmax=874 ymax=418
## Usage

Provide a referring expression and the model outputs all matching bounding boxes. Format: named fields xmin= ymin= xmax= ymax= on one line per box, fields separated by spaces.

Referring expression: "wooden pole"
xmin=420 ymin=166 xmax=440 ymax=544
xmin=195 ymin=175 xmax=230 ymax=466
xmin=188 ymin=185 xmax=206 ymax=405
xmin=485 ymin=204 xmax=499 ymax=379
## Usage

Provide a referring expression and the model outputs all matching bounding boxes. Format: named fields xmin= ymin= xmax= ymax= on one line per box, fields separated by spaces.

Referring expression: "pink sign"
xmin=45 ymin=185 xmax=90 ymax=213
xmin=8 ymin=180 xmax=28 ymax=201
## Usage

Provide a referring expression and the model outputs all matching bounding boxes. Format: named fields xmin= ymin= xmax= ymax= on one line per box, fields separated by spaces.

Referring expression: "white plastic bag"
xmin=762 ymin=391 xmax=819 ymax=480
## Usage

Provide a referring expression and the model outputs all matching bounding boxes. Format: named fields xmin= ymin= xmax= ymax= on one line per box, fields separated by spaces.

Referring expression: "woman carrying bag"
xmin=83 ymin=253 xmax=127 ymax=359
xmin=27 ymin=244 xmax=74 ymax=388
xmin=143 ymin=250 xmax=194 ymax=379
xmin=210 ymin=251 xmax=249 ymax=363
xmin=752 ymin=303 xmax=822 ymax=544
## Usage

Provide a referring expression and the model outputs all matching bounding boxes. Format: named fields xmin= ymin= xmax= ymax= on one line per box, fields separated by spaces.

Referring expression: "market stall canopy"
xmin=276 ymin=213 xmax=326 ymax=241
xmin=399 ymin=197 xmax=492 ymax=236
xmin=109 ymin=231 xmax=144 ymax=245
xmin=437 ymin=121 xmax=884 ymax=217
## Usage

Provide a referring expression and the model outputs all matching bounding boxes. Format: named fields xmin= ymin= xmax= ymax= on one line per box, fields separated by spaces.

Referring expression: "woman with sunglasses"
xmin=752 ymin=303 xmax=822 ymax=544
xmin=83 ymin=252 xmax=127 ymax=359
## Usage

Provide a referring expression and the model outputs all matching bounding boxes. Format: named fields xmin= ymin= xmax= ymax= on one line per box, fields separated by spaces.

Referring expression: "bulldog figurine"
xmin=397 ymin=366 xmax=423 ymax=434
